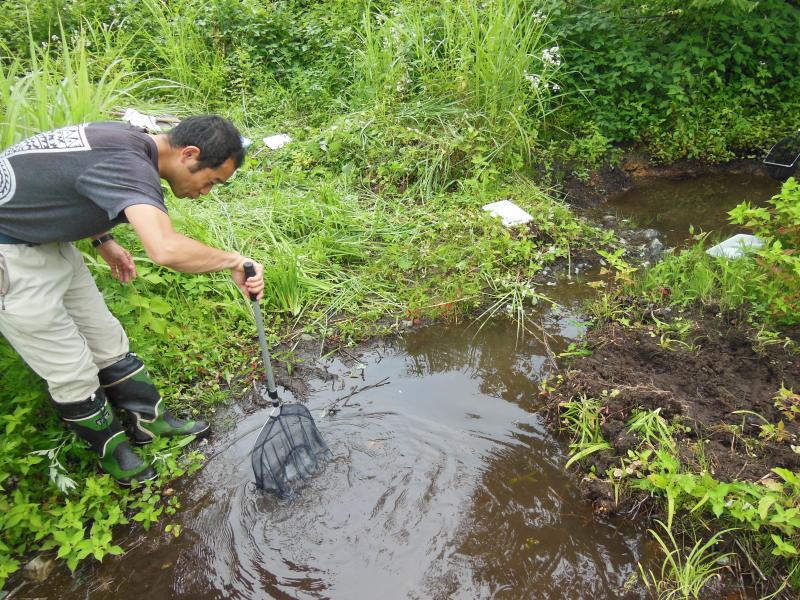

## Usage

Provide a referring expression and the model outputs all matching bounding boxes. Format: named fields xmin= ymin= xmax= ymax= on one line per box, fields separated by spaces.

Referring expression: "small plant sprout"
xmin=627 ymin=408 xmax=676 ymax=450
xmin=774 ymin=384 xmax=800 ymax=422
xmin=732 ymin=410 xmax=795 ymax=444
xmin=31 ymin=440 xmax=77 ymax=493
xmin=639 ymin=520 xmax=735 ymax=600
xmin=648 ymin=315 xmax=697 ymax=351
xmin=597 ymin=247 xmax=637 ymax=286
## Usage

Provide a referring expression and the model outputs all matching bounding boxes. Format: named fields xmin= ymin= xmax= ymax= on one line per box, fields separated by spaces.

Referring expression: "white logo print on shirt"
xmin=0 ymin=124 xmax=91 ymax=206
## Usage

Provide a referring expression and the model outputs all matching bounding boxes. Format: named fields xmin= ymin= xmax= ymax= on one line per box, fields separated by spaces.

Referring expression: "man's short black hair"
xmin=168 ymin=115 xmax=245 ymax=171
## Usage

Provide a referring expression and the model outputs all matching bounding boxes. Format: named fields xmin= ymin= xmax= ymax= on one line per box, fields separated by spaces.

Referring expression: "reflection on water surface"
xmin=605 ymin=172 xmax=779 ymax=247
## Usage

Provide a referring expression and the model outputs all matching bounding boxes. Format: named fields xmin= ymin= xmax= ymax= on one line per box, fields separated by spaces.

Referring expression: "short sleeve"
xmin=75 ymin=151 xmax=167 ymax=220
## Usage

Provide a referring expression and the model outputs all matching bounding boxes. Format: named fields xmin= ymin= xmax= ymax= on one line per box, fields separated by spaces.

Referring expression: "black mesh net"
xmin=764 ymin=133 xmax=800 ymax=180
xmin=251 ymin=403 xmax=332 ymax=496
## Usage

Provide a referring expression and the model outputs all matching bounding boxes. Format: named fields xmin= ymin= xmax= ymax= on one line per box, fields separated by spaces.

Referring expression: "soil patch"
xmin=543 ymin=305 xmax=800 ymax=512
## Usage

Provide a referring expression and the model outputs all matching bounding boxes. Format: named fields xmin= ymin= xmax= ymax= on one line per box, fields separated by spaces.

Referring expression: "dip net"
xmin=251 ymin=403 xmax=332 ymax=496
xmin=764 ymin=132 xmax=800 ymax=180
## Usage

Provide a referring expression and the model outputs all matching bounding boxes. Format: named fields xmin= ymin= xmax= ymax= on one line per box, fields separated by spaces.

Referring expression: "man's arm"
xmin=124 ymin=203 xmax=264 ymax=298
xmin=125 ymin=204 xmax=242 ymax=272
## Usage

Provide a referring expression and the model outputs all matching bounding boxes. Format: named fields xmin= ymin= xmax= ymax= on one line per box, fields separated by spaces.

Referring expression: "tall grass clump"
xmin=139 ymin=0 xmax=226 ymax=108
xmin=0 ymin=22 xmax=140 ymax=147
xmin=560 ymin=393 xmax=612 ymax=468
xmin=639 ymin=521 xmax=734 ymax=600
xmin=162 ymin=176 xmax=399 ymax=324
xmin=355 ymin=0 xmax=560 ymax=150
xmin=0 ymin=58 xmax=30 ymax=149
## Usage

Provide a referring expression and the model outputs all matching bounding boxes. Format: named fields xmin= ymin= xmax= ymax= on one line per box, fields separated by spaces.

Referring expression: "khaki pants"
xmin=0 ymin=242 xmax=129 ymax=404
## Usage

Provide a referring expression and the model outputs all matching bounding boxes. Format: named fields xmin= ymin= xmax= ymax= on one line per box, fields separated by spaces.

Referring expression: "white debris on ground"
xmin=121 ymin=108 xmax=162 ymax=132
xmin=481 ymin=199 xmax=533 ymax=227
xmin=263 ymin=134 xmax=292 ymax=150
xmin=706 ymin=234 xmax=765 ymax=259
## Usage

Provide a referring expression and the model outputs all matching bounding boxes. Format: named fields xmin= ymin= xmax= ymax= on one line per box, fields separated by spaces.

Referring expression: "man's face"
xmin=170 ymin=147 xmax=237 ymax=199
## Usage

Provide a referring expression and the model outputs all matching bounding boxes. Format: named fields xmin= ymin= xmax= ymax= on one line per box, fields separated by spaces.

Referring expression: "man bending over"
xmin=0 ymin=115 xmax=264 ymax=485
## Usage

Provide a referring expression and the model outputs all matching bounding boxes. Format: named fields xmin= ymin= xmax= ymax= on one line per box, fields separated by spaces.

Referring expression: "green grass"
xmin=639 ymin=520 xmax=735 ymax=600
xmin=627 ymin=408 xmax=676 ymax=450
xmin=0 ymin=21 xmax=141 ymax=146
xmin=354 ymin=0 xmax=559 ymax=172
xmin=138 ymin=0 xmax=226 ymax=109
xmin=559 ymin=392 xmax=612 ymax=468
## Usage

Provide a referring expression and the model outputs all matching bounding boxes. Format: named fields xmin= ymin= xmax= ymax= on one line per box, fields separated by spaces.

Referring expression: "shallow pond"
xmin=14 ymin=170 xmax=781 ymax=599
xmin=18 ymin=301 xmax=653 ymax=600
xmin=604 ymin=172 xmax=780 ymax=247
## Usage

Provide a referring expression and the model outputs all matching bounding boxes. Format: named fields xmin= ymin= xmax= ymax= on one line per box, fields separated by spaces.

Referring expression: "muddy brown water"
xmin=16 ymin=302 xmax=651 ymax=600
xmin=12 ymin=172 xmax=781 ymax=600
xmin=604 ymin=172 xmax=780 ymax=247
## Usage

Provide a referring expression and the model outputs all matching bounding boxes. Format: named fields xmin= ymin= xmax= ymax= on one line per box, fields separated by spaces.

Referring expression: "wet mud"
xmin=544 ymin=308 xmax=800 ymax=513
xmin=551 ymin=166 xmax=794 ymax=487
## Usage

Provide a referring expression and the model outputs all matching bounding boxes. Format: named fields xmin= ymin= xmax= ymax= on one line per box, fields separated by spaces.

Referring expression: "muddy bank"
xmin=543 ymin=304 xmax=800 ymax=514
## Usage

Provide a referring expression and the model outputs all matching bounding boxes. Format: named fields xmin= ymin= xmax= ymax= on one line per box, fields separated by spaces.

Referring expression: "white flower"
xmin=542 ymin=45 xmax=561 ymax=67
xmin=524 ymin=71 xmax=541 ymax=88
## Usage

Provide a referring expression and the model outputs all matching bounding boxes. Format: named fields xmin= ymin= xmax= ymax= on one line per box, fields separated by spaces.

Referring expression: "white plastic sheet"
xmin=481 ymin=200 xmax=534 ymax=227
xmin=263 ymin=134 xmax=292 ymax=150
xmin=121 ymin=108 xmax=162 ymax=132
xmin=706 ymin=234 xmax=764 ymax=259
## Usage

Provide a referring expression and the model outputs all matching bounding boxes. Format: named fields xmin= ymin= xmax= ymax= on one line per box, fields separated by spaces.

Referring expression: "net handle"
xmin=244 ymin=262 xmax=279 ymax=403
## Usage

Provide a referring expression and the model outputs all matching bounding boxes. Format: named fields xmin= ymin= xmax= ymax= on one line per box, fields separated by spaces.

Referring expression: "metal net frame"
xmin=251 ymin=403 xmax=332 ymax=496
xmin=764 ymin=132 xmax=800 ymax=180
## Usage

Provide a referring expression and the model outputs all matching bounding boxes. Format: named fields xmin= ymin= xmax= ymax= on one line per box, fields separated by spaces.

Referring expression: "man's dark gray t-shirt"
xmin=0 ymin=122 xmax=166 ymax=243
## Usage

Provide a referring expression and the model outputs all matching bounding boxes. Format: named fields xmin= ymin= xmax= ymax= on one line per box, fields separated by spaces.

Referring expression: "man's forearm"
xmin=153 ymin=232 xmax=243 ymax=274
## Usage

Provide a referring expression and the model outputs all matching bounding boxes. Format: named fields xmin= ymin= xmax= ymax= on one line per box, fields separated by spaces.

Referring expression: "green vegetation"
xmin=635 ymin=179 xmax=800 ymax=326
xmin=545 ymin=0 xmax=800 ymax=163
xmin=555 ymin=177 xmax=800 ymax=597
xmin=2 ymin=0 xmax=800 ymax=592
xmin=639 ymin=521 xmax=735 ymax=600
xmin=559 ymin=391 xmax=612 ymax=469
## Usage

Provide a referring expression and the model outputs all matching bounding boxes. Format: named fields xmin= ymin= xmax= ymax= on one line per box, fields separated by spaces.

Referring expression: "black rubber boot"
xmin=99 ymin=353 xmax=210 ymax=445
xmin=56 ymin=390 xmax=156 ymax=486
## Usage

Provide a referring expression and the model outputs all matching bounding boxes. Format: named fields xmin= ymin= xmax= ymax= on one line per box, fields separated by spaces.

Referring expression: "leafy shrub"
xmin=728 ymin=178 xmax=800 ymax=325
xmin=545 ymin=0 xmax=800 ymax=161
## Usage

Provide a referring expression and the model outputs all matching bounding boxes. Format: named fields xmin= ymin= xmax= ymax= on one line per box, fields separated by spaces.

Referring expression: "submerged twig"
xmin=321 ymin=377 xmax=391 ymax=417
xmin=537 ymin=316 xmax=559 ymax=372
